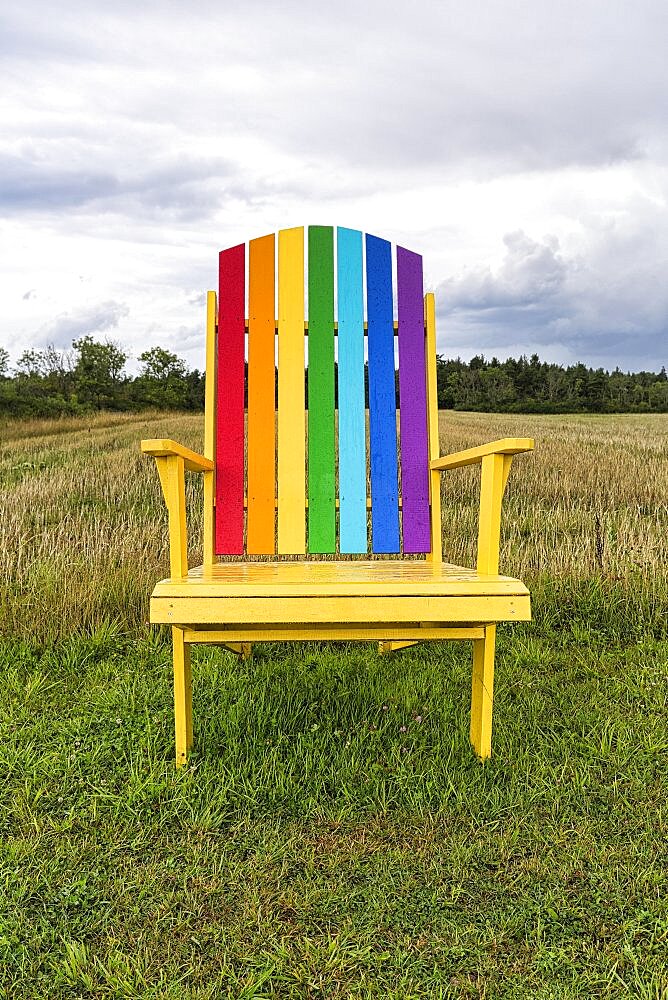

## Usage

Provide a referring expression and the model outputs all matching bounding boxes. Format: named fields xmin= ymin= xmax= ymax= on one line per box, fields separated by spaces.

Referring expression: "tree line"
xmin=0 ymin=339 xmax=666 ymax=418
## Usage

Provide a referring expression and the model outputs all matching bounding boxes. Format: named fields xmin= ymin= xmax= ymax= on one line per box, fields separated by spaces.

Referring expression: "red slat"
xmin=216 ymin=244 xmax=245 ymax=554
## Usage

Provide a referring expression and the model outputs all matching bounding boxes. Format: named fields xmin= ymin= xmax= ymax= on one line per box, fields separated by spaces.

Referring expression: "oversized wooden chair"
xmin=142 ymin=227 xmax=533 ymax=767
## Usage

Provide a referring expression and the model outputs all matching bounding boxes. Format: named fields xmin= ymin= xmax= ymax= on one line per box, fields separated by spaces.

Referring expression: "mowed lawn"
xmin=1 ymin=411 xmax=667 ymax=999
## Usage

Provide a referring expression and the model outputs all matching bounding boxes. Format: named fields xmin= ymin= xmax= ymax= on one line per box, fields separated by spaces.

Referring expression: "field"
xmin=1 ymin=410 xmax=667 ymax=998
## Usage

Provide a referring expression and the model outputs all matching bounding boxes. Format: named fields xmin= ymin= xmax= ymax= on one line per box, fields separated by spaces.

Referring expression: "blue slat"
xmin=366 ymin=234 xmax=400 ymax=553
xmin=337 ymin=228 xmax=367 ymax=553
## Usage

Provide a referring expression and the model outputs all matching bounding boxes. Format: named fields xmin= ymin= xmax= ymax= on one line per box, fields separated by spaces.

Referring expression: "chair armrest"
xmin=140 ymin=439 xmax=213 ymax=472
xmin=430 ymin=437 xmax=534 ymax=575
xmin=141 ymin=439 xmax=214 ymax=578
xmin=430 ymin=438 xmax=534 ymax=471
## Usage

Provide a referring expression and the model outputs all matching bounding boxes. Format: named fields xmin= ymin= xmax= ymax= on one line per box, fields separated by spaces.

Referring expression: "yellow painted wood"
xmin=203 ymin=290 xmax=217 ymax=566
xmin=430 ymin=438 xmax=533 ymax=471
xmin=477 ymin=453 xmax=506 ymax=575
xmin=379 ymin=640 xmax=420 ymax=653
xmin=183 ymin=626 xmax=486 ymax=642
xmin=220 ymin=641 xmax=253 ymax=659
xmin=277 ymin=226 xmax=306 ymax=553
xmin=152 ymin=560 xmax=529 ymax=597
xmin=424 ymin=292 xmax=442 ymax=564
xmin=150 ymin=593 xmax=531 ymax=625
xmin=471 ymin=625 xmax=495 ymax=759
xmin=141 ymin=439 xmax=213 ymax=472
xmin=173 ymin=626 xmax=192 ymax=767
xmin=155 ymin=456 xmax=188 ymax=578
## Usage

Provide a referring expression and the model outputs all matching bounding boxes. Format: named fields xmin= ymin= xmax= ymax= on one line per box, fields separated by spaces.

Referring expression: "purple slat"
xmin=397 ymin=247 xmax=431 ymax=553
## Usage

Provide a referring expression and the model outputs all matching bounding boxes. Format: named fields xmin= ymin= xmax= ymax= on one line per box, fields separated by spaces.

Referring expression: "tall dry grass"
xmin=0 ymin=409 xmax=666 ymax=641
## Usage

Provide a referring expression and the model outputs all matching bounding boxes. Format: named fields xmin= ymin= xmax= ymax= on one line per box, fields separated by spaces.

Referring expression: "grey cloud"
xmin=0 ymin=151 xmax=256 ymax=219
xmin=440 ymin=232 xmax=567 ymax=311
xmin=36 ymin=301 xmax=130 ymax=349
xmin=437 ymin=222 xmax=668 ymax=370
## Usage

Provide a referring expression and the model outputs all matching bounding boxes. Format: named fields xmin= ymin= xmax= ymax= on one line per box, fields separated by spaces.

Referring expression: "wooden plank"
xmin=477 ymin=453 xmax=506 ymax=575
xmin=307 ymin=226 xmax=336 ymax=553
xmin=366 ymin=234 xmax=400 ymax=553
xmin=424 ymin=292 xmax=443 ymax=564
xmin=337 ymin=227 xmax=367 ymax=554
xmin=431 ymin=438 xmax=534 ymax=470
xmin=150 ymin=593 xmax=532 ymax=625
xmin=215 ymin=243 xmax=245 ymax=554
xmin=247 ymin=233 xmax=276 ymax=554
xmin=397 ymin=246 xmax=430 ymax=552
xmin=155 ymin=457 xmax=188 ymax=578
xmin=172 ymin=626 xmax=192 ymax=767
xmin=183 ymin=626 xmax=486 ymax=642
xmin=277 ymin=227 xmax=306 ymax=553
xmin=471 ymin=625 xmax=496 ymax=759
xmin=203 ymin=291 xmax=217 ymax=565
xmin=141 ymin=439 xmax=213 ymax=472
xmin=152 ymin=559 xmax=530 ymax=597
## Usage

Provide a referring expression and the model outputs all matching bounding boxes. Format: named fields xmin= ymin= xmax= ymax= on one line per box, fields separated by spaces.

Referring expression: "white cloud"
xmin=1 ymin=0 xmax=668 ymax=372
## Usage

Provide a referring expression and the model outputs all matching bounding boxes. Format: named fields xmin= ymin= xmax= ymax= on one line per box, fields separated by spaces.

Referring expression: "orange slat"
xmin=247 ymin=233 xmax=276 ymax=554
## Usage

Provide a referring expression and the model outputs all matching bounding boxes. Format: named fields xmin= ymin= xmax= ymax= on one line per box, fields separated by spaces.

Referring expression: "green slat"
xmin=307 ymin=226 xmax=336 ymax=553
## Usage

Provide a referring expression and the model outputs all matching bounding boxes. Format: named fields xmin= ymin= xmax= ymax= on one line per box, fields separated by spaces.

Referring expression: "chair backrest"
xmin=205 ymin=226 xmax=441 ymax=559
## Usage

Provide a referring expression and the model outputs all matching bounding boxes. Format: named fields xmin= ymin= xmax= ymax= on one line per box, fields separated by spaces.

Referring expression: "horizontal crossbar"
xmin=216 ymin=321 xmax=412 ymax=335
xmin=181 ymin=625 xmax=487 ymax=643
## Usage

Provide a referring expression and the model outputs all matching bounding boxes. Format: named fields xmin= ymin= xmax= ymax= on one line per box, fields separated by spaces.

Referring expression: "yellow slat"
xmin=183 ymin=626 xmax=486 ymax=642
xmin=152 ymin=560 xmax=529 ymax=597
xmin=150 ymin=594 xmax=531 ymax=625
xmin=203 ymin=291 xmax=217 ymax=565
xmin=431 ymin=438 xmax=534 ymax=471
xmin=277 ymin=227 xmax=306 ymax=553
xmin=424 ymin=293 xmax=443 ymax=564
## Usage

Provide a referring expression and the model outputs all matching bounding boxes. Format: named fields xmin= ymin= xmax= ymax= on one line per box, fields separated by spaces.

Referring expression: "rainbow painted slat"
xmin=214 ymin=227 xmax=431 ymax=557
xmin=247 ymin=233 xmax=276 ymax=555
xmin=337 ymin=228 xmax=367 ymax=554
xmin=215 ymin=244 xmax=245 ymax=554
xmin=307 ymin=226 xmax=336 ymax=553
xmin=277 ymin=227 xmax=306 ymax=554
xmin=366 ymin=234 xmax=400 ymax=554
xmin=397 ymin=247 xmax=430 ymax=552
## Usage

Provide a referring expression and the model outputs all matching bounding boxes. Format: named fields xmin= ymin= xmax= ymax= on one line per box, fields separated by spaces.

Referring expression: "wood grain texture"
xmin=397 ymin=247 xmax=430 ymax=552
xmin=216 ymin=243 xmax=245 ymax=554
xmin=337 ymin=227 xmax=367 ymax=553
xmin=184 ymin=626 xmax=487 ymax=642
xmin=247 ymin=233 xmax=276 ymax=554
xmin=153 ymin=560 xmax=529 ymax=597
xmin=277 ymin=227 xmax=306 ymax=553
xmin=366 ymin=234 xmax=400 ymax=553
xmin=151 ymin=593 xmax=531 ymax=625
xmin=424 ymin=292 xmax=443 ymax=564
xmin=307 ymin=226 xmax=336 ymax=553
xmin=203 ymin=291 xmax=217 ymax=565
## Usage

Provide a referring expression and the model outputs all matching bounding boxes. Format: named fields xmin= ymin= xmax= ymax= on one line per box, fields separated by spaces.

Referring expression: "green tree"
xmin=73 ymin=336 xmax=127 ymax=409
xmin=135 ymin=347 xmax=190 ymax=409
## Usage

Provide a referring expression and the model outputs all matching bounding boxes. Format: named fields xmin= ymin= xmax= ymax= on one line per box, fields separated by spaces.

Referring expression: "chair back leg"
xmin=173 ymin=627 xmax=193 ymax=767
xmin=470 ymin=625 xmax=496 ymax=759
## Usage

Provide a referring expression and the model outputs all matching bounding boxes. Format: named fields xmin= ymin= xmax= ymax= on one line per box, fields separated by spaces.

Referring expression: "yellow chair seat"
xmin=150 ymin=560 xmax=530 ymax=634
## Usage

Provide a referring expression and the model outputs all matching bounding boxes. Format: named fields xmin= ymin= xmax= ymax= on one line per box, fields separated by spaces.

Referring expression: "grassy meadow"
xmin=1 ymin=410 xmax=667 ymax=998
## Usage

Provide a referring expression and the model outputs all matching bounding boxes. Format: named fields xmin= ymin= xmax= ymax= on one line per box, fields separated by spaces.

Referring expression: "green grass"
xmin=1 ymin=411 xmax=667 ymax=996
xmin=2 ymin=591 xmax=667 ymax=998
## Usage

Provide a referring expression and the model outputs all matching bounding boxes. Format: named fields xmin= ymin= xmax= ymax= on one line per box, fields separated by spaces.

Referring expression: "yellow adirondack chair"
xmin=142 ymin=227 xmax=533 ymax=767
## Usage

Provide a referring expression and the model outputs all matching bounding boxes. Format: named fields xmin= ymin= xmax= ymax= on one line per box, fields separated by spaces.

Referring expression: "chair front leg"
xmin=173 ymin=627 xmax=192 ymax=767
xmin=470 ymin=625 xmax=496 ymax=760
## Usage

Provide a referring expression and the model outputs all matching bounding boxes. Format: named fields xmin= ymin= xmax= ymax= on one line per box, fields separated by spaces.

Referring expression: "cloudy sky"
xmin=2 ymin=0 xmax=667 ymax=373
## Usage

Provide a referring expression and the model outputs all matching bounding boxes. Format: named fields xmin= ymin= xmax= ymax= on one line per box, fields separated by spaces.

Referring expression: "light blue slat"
xmin=366 ymin=233 xmax=400 ymax=553
xmin=337 ymin=228 xmax=367 ymax=553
